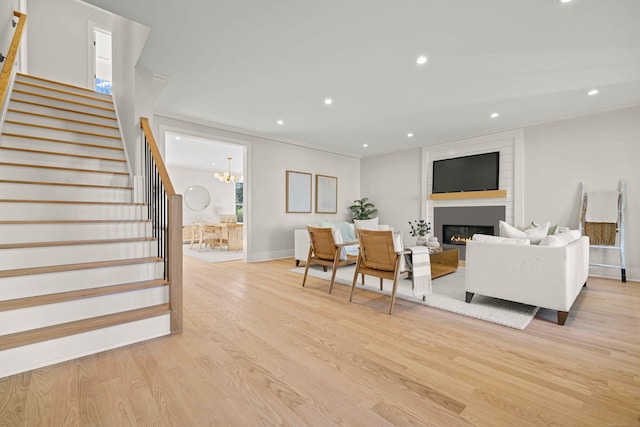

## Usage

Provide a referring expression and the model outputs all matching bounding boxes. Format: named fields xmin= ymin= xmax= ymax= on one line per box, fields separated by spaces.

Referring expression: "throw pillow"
xmin=354 ymin=217 xmax=379 ymax=230
xmin=499 ymin=221 xmax=527 ymax=239
xmin=319 ymin=219 xmax=334 ymax=228
xmin=531 ymin=220 xmax=559 ymax=235
xmin=500 ymin=220 xmax=548 ymax=244
xmin=525 ymin=222 xmax=550 ymax=244
xmin=335 ymin=221 xmax=356 ymax=242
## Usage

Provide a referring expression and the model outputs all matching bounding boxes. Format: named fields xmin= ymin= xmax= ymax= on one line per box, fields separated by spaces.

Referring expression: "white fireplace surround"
xmin=421 ymin=129 xmax=525 ymax=231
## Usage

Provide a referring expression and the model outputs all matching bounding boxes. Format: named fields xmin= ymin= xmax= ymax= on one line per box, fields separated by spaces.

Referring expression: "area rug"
xmin=290 ymin=265 xmax=539 ymax=330
xmin=183 ymin=244 xmax=243 ymax=263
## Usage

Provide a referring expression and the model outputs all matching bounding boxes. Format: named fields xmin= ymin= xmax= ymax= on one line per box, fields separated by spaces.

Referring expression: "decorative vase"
xmin=416 ymin=236 xmax=428 ymax=246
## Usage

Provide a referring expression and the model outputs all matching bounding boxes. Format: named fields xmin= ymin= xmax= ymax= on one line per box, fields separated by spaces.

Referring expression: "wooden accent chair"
xmin=301 ymin=226 xmax=358 ymax=294
xmin=349 ymin=229 xmax=408 ymax=315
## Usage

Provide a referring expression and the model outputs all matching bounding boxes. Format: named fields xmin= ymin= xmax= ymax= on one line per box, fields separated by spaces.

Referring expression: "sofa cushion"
xmin=472 ymin=233 xmax=530 ymax=245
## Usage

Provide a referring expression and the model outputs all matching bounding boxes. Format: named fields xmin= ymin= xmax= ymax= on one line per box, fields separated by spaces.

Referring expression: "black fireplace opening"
xmin=443 ymin=225 xmax=494 ymax=245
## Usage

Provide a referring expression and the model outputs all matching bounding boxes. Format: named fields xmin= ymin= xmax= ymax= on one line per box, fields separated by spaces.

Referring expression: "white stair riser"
xmin=0 ymin=315 xmax=170 ymax=379
xmin=0 ymin=148 xmax=127 ymax=173
xmin=12 ymin=83 xmax=114 ymax=110
xmin=0 ymin=241 xmax=157 ymax=269
xmin=0 ymin=287 xmax=168 ymax=335
xmin=0 ymin=134 xmax=126 ymax=159
xmin=0 ymin=203 xmax=144 ymax=221
xmin=0 ymin=222 xmax=152 ymax=243
xmin=15 ymin=75 xmax=112 ymax=101
xmin=10 ymin=92 xmax=116 ymax=119
xmin=0 ymin=182 xmax=132 ymax=203
xmin=0 ymin=165 xmax=130 ymax=187
xmin=7 ymin=100 xmax=118 ymax=127
xmin=0 ymin=262 xmax=164 ymax=300
xmin=5 ymin=111 xmax=121 ymax=138
xmin=3 ymin=122 xmax=122 ymax=149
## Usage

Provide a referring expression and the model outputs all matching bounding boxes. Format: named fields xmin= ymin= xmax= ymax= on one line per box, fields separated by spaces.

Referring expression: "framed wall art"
xmin=286 ymin=170 xmax=312 ymax=213
xmin=315 ymin=174 xmax=337 ymax=214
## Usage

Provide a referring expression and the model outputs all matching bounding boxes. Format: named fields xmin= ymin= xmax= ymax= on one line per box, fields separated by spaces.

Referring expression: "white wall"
xmin=25 ymin=0 xmax=151 ymax=171
xmin=524 ymin=105 xmax=639 ymax=281
xmin=167 ymin=165 xmax=236 ymax=225
xmin=361 ymin=148 xmax=423 ymax=245
xmin=0 ymin=1 xmax=20 ymax=62
xmin=154 ymin=114 xmax=361 ymax=262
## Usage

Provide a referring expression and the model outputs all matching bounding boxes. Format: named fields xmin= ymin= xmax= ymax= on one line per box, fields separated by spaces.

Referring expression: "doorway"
xmin=164 ymin=131 xmax=247 ymax=262
xmin=92 ymin=27 xmax=112 ymax=94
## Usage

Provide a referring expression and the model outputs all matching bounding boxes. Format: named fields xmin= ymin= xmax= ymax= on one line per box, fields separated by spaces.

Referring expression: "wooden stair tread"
xmin=7 ymin=108 xmax=120 ymax=130
xmin=0 ymin=257 xmax=163 ymax=278
xmin=0 ymin=162 xmax=130 ymax=175
xmin=0 ymin=146 xmax=126 ymax=163
xmin=1 ymin=132 xmax=124 ymax=151
xmin=17 ymin=73 xmax=110 ymax=98
xmin=10 ymin=99 xmax=117 ymax=121
xmin=4 ymin=120 xmax=121 ymax=140
xmin=0 ymin=304 xmax=170 ymax=351
xmin=15 ymin=80 xmax=114 ymax=104
xmin=12 ymin=89 xmax=115 ymax=113
xmin=0 ymin=199 xmax=142 ymax=206
xmin=0 ymin=279 xmax=169 ymax=312
xmin=0 ymin=237 xmax=156 ymax=250
xmin=0 ymin=179 xmax=132 ymax=190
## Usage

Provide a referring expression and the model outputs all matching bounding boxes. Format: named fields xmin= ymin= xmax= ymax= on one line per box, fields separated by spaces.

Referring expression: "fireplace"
xmin=443 ymin=225 xmax=494 ymax=246
xmin=433 ymin=206 xmax=506 ymax=260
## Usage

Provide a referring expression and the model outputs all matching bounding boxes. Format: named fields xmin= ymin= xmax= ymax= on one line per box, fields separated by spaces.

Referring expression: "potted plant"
xmin=349 ymin=198 xmax=378 ymax=221
xmin=408 ymin=219 xmax=431 ymax=245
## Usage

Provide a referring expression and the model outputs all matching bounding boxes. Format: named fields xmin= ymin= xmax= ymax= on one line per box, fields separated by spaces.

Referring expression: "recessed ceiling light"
xmin=363 ymin=144 xmax=368 ymax=147
xmin=559 ymin=0 xmax=572 ymax=3
xmin=276 ymin=120 xmax=284 ymax=125
xmin=491 ymin=112 xmax=499 ymax=118
xmin=587 ymin=89 xmax=599 ymax=96
xmin=175 ymin=136 xmax=181 ymax=140
xmin=324 ymin=98 xmax=333 ymax=105
xmin=416 ymin=56 xmax=428 ymax=65
xmin=407 ymin=133 xmax=414 ymax=138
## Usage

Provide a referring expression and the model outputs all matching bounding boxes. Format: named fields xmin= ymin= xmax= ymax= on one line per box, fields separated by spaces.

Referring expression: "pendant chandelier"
xmin=215 ymin=157 xmax=237 ymax=183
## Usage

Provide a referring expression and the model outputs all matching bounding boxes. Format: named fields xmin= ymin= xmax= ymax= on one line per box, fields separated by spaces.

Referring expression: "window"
xmin=235 ymin=182 xmax=244 ymax=223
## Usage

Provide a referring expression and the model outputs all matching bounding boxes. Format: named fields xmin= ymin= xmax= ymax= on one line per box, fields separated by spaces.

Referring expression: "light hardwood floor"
xmin=1 ymin=256 xmax=639 ymax=426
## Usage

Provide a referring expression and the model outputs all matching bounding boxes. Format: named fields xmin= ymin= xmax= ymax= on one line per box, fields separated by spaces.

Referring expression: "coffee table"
xmin=429 ymin=248 xmax=459 ymax=279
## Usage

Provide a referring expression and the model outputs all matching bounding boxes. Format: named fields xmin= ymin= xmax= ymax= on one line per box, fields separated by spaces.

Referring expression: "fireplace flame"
xmin=450 ymin=235 xmax=472 ymax=244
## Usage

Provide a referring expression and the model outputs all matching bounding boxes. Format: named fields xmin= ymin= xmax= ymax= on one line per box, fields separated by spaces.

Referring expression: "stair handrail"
xmin=140 ymin=117 xmax=183 ymax=333
xmin=0 ymin=11 xmax=26 ymax=120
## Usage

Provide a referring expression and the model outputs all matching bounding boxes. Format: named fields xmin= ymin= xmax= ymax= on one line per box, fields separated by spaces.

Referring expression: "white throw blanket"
xmin=406 ymin=246 xmax=432 ymax=300
xmin=585 ymin=191 xmax=619 ymax=223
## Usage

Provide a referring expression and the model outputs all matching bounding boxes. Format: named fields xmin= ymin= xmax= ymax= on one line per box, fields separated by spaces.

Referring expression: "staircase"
xmin=0 ymin=73 xmax=173 ymax=378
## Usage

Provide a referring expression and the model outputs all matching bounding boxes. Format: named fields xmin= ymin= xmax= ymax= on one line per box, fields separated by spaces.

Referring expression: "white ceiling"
xmin=83 ymin=0 xmax=640 ymax=157
xmin=165 ymin=132 xmax=244 ymax=176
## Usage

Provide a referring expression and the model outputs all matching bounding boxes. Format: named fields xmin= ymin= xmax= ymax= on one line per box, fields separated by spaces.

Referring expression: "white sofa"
xmin=465 ymin=235 xmax=590 ymax=325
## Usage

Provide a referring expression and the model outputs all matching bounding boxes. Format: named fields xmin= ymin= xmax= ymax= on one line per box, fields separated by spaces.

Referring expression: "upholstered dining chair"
xmin=197 ymin=224 xmax=223 ymax=251
xmin=349 ymin=228 xmax=409 ymax=314
xmin=301 ymin=226 xmax=358 ymax=294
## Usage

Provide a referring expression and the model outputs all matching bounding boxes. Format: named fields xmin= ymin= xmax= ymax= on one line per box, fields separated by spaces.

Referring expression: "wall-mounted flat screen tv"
xmin=432 ymin=151 xmax=499 ymax=193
